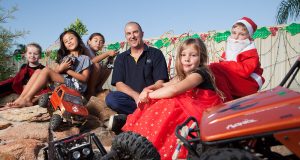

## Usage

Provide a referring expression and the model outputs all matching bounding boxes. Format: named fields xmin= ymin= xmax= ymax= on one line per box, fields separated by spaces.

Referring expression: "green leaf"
xmin=154 ymin=39 xmax=164 ymax=49
xmin=50 ymin=50 xmax=57 ymax=60
xmin=107 ymin=42 xmax=121 ymax=50
xmin=252 ymin=27 xmax=271 ymax=39
xmin=162 ymin=38 xmax=171 ymax=47
xmin=178 ymin=34 xmax=200 ymax=42
xmin=213 ymin=31 xmax=230 ymax=43
xmin=285 ymin=23 xmax=300 ymax=36
xmin=179 ymin=36 xmax=189 ymax=42
xmin=41 ymin=52 xmax=45 ymax=59
xmin=14 ymin=53 xmax=22 ymax=61
xmin=191 ymin=34 xmax=200 ymax=39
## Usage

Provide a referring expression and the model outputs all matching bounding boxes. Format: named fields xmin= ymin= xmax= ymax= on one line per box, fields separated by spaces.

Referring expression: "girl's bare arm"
xmin=149 ymin=73 xmax=203 ymax=99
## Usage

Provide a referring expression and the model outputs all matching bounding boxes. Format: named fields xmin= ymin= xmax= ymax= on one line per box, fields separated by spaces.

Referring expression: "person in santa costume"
xmin=210 ymin=17 xmax=265 ymax=101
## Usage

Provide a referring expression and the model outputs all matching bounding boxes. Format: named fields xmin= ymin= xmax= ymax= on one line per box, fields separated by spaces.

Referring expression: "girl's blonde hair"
xmin=175 ymin=38 xmax=224 ymax=100
xmin=26 ymin=43 xmax=42 ymax=55
xmin=175 ymin=38 xmax=208 ymax=80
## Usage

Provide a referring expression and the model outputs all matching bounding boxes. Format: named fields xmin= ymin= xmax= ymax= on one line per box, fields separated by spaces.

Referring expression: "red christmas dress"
xmin=123 ymin=87 xmax=222 ymax=159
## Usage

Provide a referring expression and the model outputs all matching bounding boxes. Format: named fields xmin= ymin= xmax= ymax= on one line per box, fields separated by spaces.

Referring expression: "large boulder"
xmin=0 ymin=106 xmax=49 ymax=160
xmin=0 ymin=139 xmax=45 ymax=160
xmin=0 ymin=105 xmax=49 ymax=122
xmin=0 ymin=94 xmax=115 ymax=159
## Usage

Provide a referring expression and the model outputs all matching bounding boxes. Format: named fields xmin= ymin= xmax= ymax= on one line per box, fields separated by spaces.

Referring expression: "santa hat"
xmin=235 ymin=17 xmax=257 ymax=37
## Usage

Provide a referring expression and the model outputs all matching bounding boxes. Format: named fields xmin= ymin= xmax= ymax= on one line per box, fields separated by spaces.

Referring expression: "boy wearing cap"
xmin=210 ymin=17 xmax=265 ymax=101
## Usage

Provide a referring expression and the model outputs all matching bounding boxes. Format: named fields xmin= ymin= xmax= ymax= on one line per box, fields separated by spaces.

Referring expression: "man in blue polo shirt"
xmin=105 ymin=22 xmax=168 ymax=132
xmin=106 ymin=21 xmax=169 ymax=114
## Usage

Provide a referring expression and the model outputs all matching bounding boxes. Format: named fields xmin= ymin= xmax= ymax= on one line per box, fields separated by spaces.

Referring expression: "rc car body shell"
xmin=50 ymin=84 xmax=88 ymax=117
xmin=201 ymin=86 xmax=300 ymax=142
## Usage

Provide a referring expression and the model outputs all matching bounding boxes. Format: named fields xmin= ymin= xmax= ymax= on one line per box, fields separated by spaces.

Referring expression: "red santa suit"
xmin=210 ymin=42 xmax=264 ymax=101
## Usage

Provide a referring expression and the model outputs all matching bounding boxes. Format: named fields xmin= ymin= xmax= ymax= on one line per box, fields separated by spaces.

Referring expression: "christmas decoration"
xmin=107 ymin=42 xmax=121 ymax=51
xmin=14 ymin=54 xmax=22 ymax=61
xmin=41 ymin=23 xmax=299 ymax=59
xmin=41 ymin=52 xmax=46 ymax=59
xmin=213 ymin=31 xmax=230 ymax=43
xmin=170 ymin=37 xmax=177 ymax=44
xmin=200 ymin=33 xmax=208 ymax=41
xmin=50 ymin=50 xmax=57 ymax=60
xmin=180 ymin=33 xmax=200 ymax=42
xmin=120 ymin=42 xmax=126 ymax=49
xmin=253 ymin=27 xmax=271 ymax=39
xmin=269 ymin=27 xmax=279 ymax=36
xmin=154 ymin=39 xmax=164 ymax=49
xmin=285 ymin=23 xmax=300 ymax=36
xmin=162 ymin=38 xmax=171 ymax=47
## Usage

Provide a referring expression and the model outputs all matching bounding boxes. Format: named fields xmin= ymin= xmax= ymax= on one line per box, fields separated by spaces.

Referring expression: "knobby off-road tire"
xmin=199 ymin=148 xmax=260 ymax=160
xmin=111 ymin=131 xmax=160 ymax=160
xmin=50 ymin=114 xmax=62 ymax=131
xmin=38 ymin=93 xmax=49 ymax=108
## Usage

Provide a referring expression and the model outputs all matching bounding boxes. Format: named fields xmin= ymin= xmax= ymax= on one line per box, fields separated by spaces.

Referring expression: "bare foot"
xmin=5 ymin=102 xmax=14 ymax=107
xmin=6 ymin=97 xmax=22 ymax=107
xmin=4 ymin=98 xmax=33 ymax=110
xmin=0 ymin=105 xmax=12 ymax=111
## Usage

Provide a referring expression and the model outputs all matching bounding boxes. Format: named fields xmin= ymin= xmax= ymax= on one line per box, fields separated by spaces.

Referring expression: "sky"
xmin=2 ymin=0 xmax=286 ymax=51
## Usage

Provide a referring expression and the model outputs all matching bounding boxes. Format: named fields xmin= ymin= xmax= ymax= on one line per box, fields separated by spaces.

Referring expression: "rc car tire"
xmin=199 ymin=148 xmax=260 ymax=160
xmin=50 ymin=114 xmax=62 ymax=131
xmin=111 ymin=131 xmax=160 ymax=160
xmin=38 ymin=93 xmax=49 ymax=108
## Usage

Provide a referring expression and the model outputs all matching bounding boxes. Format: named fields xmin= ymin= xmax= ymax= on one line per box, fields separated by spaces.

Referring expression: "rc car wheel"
xmin=38 ymin=93 xmax=49 ymax=108
xmin=199 ymin=148 xmax=260 ymax=160
xmin=111 ymin=131 xmax=160 ymax=160
xmin=50 ymin=114 xmax=62 ymax=131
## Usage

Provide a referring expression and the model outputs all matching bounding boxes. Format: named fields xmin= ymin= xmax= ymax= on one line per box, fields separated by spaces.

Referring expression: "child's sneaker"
xmin=108 ymin=114 xmax=127 ymax=134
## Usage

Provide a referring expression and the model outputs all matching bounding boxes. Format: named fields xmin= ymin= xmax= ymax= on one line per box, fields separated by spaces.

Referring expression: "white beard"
xmin=225 ymin=37 xmax=251 ymax=61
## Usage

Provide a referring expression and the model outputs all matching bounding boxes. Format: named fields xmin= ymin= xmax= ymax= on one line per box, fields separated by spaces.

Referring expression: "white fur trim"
xmin=250 ymin=73 xmax=263 ymax=90
xmin=241 ymin=42 xmax=256 ymax=52
xmin=237 ymin=19 xmax=254 ymax=36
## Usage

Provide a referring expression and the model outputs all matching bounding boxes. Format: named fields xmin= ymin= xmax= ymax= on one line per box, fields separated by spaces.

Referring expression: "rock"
xmin=0 ymin=122 xmax=48 ymax=141
xmin=29 ymin=113 xmax=50 ymax=122
xmin=87 ymin=96 xmax=116 ymax=122
xmin=0 ymin=90 xmax=117 ymax=159
xmin=80 ymin=114 xmax=103 ymax=131
xmin=0 ymin=139 xmax=45 ymax=160
xmin=0 ymin=105 xmax=48 ymax=122
xmin=52 ymin=127 xmax=80 ymax=140
xmin=0 ymin=152 xmax=17 ymax=160
xmin=91 ymin=126 xmax=115 ymax=147
xmin=0 ymin=121 xmax=12 ymax=130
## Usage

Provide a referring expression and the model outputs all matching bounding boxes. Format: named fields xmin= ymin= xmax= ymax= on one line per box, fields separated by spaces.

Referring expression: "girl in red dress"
xmin=122 ymin=38 xmax=223 ymax=159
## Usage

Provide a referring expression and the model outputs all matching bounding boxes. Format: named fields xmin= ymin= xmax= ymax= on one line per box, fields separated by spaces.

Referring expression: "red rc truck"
xmin=174 ymin=56 xmax=300 ymax=160
xmin=39 ymin=84 xmax=89 ymax=131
